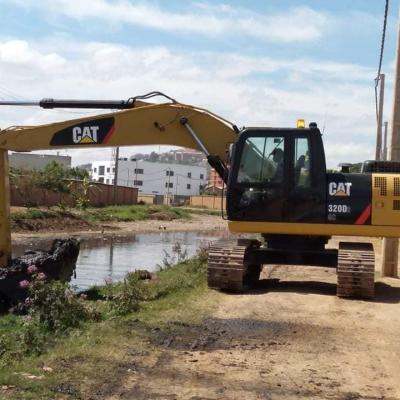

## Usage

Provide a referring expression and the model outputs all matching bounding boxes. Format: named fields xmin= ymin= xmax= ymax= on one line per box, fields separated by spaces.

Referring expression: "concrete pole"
xmin=381 ymin=17 xmax=400 ymax=278
xmin=383 ymin=121 xmax=388 ymax=160
xmin=0 ymin=149 xmax=11 ymax=267
xmin=165 ymin=167 xmax=171 ymax=205
xmin=113 ymin=147 xmax=119 ymax=205
xmin=375 ymin=74 xmax=385 ymax=160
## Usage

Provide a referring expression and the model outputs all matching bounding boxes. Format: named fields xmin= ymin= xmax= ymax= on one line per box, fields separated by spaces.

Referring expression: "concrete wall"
xmin=10 ymin=153 xmax=71 ymax=170
xmin=11 ymin=180 xmax=138 ymax=207
xmin=190 ymin=196 xmax=225 ymax=210
xmin=138 ymin=194 xmax=156 ymax=205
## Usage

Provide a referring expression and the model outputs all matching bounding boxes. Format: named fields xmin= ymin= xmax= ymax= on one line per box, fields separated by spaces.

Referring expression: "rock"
xmin=134 ymin=270 xmax=152 ymax=280
xmin=0 ymin=238 xmax=79 ymax=308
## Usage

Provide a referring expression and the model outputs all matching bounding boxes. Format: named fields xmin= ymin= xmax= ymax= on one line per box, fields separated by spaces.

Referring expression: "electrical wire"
xmin=375 ymin=0 xmax=390 ymax=122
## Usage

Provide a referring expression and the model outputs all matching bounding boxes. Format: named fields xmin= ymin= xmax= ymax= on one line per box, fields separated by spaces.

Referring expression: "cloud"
xmin=0 ymin=38 xmax=386 ymax=167
xmin=5 ymin=0 xmax=329 ymax=43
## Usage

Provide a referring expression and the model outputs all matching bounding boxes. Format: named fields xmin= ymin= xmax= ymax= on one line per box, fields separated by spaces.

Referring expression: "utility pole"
xmin=375 ymin=74 xmax=385 ymax=160
xmin=382 ymin=17 xmax=400 ymax=278
xmin=113 ymin=147 xmax=120 ymax=205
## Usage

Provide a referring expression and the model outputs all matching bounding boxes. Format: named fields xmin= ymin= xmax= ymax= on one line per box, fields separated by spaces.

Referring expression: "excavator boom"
xmin=0 ymin=101 xmax=237 ymax=159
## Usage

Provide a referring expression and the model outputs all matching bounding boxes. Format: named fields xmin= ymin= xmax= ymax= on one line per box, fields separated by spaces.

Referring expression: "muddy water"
xmin=13 ymin=231 xmax=234 ymax=291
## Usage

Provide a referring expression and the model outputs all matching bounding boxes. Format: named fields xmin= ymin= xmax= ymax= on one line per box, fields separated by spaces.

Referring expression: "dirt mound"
xmin=12 ymin=216 xmax=94 ymax=233
xmin=146 ymin=211 xmax=179 ymax=221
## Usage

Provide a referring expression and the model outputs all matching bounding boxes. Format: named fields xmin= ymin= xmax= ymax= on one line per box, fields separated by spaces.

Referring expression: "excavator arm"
xmin=0 ymin=101 xmax=236 ymax=159
xmin=0 ymin=98 xmax=238 ymax=266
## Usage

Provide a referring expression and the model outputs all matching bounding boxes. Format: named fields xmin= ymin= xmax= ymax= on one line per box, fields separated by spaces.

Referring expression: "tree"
xmin=148 ymin=151 xmax=159 ymax=162
xmin=33 ymin=161 xmax=70 ymax=194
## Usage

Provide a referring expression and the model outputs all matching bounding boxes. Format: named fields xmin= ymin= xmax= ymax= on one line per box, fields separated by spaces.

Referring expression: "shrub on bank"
xmin=0 ymin=248 xmax=208 ymax=365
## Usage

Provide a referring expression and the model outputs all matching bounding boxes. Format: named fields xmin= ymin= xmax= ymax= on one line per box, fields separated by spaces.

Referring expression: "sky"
xmin=0 ymin=0 xmax=399 ymax=167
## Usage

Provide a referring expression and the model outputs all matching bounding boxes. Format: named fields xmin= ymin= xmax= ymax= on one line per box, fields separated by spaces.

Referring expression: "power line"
xmin=375 ymin=0 xmax=390 ymax=121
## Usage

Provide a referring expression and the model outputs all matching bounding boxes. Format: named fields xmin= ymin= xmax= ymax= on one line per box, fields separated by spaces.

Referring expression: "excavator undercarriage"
xmin=207 ymin=236 xmax=376 ymax=299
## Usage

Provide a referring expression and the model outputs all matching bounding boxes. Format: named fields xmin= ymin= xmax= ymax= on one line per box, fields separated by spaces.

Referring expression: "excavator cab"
xmin=226 ymin=126 xmax=327 ymax=223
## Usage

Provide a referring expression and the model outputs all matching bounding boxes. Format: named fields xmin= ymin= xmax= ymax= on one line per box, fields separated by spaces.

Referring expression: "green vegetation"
xmin=10 ymin=204 xmax=192 ymax=224
xmin=0 ymin=250 xmax=211 ymax=399
xmin=84 ymin=204 xmax=191 ymax=222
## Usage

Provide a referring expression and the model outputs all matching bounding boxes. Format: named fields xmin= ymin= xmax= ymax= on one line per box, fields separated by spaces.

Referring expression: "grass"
xmin=11 ymin=209 xmax=68 ymax=221
xmin=0 ymin=253 xmax=216 ymax=399
xmin=10 ymin=204 xmax=194 ymax=224
xmin=84 ymin=204 xmax=191 ymax=222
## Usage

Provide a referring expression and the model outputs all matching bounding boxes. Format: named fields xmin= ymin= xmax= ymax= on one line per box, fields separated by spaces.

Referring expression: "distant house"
xmin=9 ymin=153 xmax=71 ymax=170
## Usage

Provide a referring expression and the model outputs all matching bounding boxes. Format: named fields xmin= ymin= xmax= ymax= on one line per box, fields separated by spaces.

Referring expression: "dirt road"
xmin=11 ymin=213 xmax=226 ymax=244
xmin=106 ymin=240 xmax=400 ymax=400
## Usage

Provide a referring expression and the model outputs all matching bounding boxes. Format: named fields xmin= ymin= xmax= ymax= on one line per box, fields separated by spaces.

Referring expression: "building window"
xmin=200 ymin=173 xmax=204 ymax=179
xmin=106 ymin=179 xmax=109 ymax=184
xmin=98 ymin=177 xmax=104 ymax=183
xmin=166 ymin=170 xmax=174 ymax=176
xmin=165 ymin=182 xmax=173 ymax=188
xmin=187 ymin=184 xmax=191 ymax=189
xmin=99 ymin=166 xmax=105 ymax=176
xmin=94 ymin=167 xmax=97 ymax=173
xmin=187 ymin=172 xmax=191 ymax=178
xmin=134 ymin=180 xmax=143 ymax=186
xmin=106 ymin=167 xmax=110 ymax=173
xmin=112 ymin=167 xmax=115 ymax=173
xmin=134 ymin=168 xmax=144 ymax=174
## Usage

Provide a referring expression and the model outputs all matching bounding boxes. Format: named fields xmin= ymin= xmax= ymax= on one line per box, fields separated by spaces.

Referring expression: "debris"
xmin=13 ymin=372 xmax=44 ymax=380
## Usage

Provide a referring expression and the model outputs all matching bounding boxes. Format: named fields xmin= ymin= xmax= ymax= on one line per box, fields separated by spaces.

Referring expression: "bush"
xmin=26 ymin=278 xmax=99 ymax=333
xmin=104 ymin=272 xmax=153 ymax=316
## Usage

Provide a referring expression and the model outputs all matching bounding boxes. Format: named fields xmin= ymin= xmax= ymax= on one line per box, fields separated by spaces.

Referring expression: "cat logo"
xmin=50 ymin=117 xmax=114 ymax=146
xmin=72 ymin=126 xmax=100 ymax=144
xmin=329 ymin=182 xmax=352 ymax=197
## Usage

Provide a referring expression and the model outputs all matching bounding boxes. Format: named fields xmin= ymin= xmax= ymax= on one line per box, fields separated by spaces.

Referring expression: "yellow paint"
xmin=228 ymin=220 xmax=400 ymax=238
xmin=0 ymin=150 xmax=11 ymax=267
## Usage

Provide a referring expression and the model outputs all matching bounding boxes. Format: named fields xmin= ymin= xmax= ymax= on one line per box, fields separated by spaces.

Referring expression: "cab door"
xmin=286 ymin=134 xmax=326 ymax=222
xmin=227 ymin=129 xmax=290 ymax=222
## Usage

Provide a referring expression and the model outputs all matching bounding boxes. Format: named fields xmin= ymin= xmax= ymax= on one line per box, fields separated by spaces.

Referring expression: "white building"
xmin=91 ymin=159 xmax=207 ymax=196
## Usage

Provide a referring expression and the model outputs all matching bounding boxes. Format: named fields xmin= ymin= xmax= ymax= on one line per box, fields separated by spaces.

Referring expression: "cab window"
xmin=237 ymin=136 xmax=284 ymax=184
xmin=294 ymin=137 xmax=311 ymax=188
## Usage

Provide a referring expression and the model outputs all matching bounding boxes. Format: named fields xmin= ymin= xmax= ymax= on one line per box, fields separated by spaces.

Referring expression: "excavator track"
xmin=207 ymin=245 xmax=247 ymax=292
xmin=207 ymin=240 xmax=261 ymax=292
xmin=337 ymin=242 xmax=375 ymax=299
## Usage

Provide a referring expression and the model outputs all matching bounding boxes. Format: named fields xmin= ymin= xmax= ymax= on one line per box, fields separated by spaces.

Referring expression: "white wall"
xmin=91 ymin=159 xmax=207 ymax=196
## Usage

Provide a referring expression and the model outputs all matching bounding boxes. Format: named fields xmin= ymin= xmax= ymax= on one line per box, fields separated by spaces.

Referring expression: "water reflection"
xmin=71 ymin=232 xmax=233 ymax=290
xmin=13 ymin=231 xmax=233 ymax=291
xmin=72 ymin=231 xmax=232 ymax=290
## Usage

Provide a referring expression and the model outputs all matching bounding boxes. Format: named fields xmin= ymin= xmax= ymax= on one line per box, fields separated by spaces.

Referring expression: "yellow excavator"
xmin=0 ymin=92 xmax=398 ymax=298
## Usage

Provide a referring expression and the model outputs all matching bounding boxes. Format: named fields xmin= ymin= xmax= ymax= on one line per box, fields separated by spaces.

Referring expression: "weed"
xmin=159 ymin=242 xmax=189 ymax=270
xmin=104 ymin=272 xmax=153 ymax=316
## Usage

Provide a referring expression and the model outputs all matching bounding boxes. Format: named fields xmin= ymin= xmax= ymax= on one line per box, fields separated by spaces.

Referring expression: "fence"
xmin=189 ymin=195 xmax=225 ymax=210
xmin=11 ymin=180 xmax=138 ymax=207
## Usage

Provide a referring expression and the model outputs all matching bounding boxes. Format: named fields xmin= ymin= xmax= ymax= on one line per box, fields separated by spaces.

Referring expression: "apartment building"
xmin=91 ymin=159 xmax=207 ymax=196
